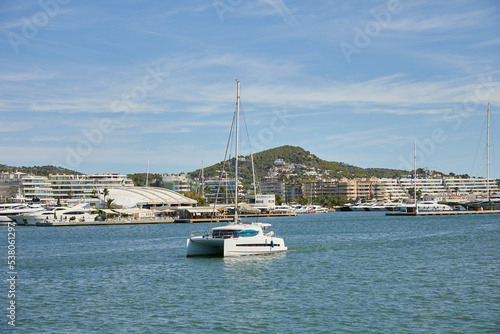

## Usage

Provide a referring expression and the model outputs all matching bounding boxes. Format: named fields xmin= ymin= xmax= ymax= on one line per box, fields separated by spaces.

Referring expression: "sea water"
xmin=1 ymin=212 xmax=499 ymax=333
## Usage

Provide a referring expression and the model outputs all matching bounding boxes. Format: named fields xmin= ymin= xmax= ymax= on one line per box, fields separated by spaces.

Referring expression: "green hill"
xmin=0 ymin=164 xmax=83 ymax=176
xmin=188 ymin=145 xmax=408 ymax=186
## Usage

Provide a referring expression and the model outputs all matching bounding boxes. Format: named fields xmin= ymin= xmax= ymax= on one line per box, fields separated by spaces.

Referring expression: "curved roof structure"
xmin=108 ymin=186 xmax=197 ymax=209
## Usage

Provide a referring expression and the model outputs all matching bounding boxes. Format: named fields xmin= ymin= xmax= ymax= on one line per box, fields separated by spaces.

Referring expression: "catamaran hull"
xmin=187 ymin=236 xmax=287 ymax=257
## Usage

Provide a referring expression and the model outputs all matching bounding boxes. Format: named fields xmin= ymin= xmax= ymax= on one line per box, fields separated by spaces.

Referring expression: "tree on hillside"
xmin=275 ymin=194 xmax=283 ymax=206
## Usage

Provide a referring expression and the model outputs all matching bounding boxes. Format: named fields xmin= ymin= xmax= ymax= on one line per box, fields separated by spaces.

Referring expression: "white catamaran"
xmin=186 ymin=81 xmax=287 ymax=257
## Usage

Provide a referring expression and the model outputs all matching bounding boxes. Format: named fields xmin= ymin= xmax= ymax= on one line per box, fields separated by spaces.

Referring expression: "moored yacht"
xmin=302 ymin=205 xmax=329 ymax=213
xmin=393 ymin=200 xmax=453 ymax=213
xmin=273 ymin=204 xmax=294 ymax=213
xmin=1 ymin=204 xmax=44 ymax=225
xmin=9 ymin=206 xmax=98 ymax=226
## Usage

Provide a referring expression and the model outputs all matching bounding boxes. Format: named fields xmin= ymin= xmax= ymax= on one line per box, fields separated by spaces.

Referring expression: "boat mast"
xmin=234 ymin=81 xmax=240 ymax=223
xmin=487 ymin=102 xmax=490 ymax=205
xmin=414 ymin=142 xmax=418 ymax=213
xmin=145 ymin=160 xmax=149 ymax=187
xmin=201 ymin=161 xmax=204 ymax=199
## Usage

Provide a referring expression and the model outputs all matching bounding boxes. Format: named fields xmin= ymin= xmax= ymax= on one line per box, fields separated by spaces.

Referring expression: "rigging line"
xmin=208 ymin=106 xmax=237 ymax=232
xmin=490 ymin=113 xmax=498 ymax=179
xmin=225 ymin=105 xmax=238 ymax=206
xmin=470 ymin=114 xmax=488 ymax=177
xmin=240 ymin=104 xmax=259 ymax=193
xmin=240 ymin=100 xmax=261 ymax=223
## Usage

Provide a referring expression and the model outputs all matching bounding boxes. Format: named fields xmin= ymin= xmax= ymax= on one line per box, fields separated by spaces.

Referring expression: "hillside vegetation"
xmin=188 ymin=145 xmax=408 ymax=184
xmin=0 ymin=164 xmax=82 ymax=176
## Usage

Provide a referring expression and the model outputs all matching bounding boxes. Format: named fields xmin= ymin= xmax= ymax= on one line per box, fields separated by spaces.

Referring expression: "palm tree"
xmin=103 ymin=188 xmax=109 ymax=201
xmin=106 ymin=198 xmax=114 ymax=209
xmin=219 ymin=186 xmax=226 ymax=203
xmin=275 ymin=194 xmax=283 ymax=206
xmin=416 ymin=189 xmax=422 ymax=199
xmin=204 ymin=184 xmax=212 ymax=195
xmin=67 ymin=190 xmax=74 ymax=199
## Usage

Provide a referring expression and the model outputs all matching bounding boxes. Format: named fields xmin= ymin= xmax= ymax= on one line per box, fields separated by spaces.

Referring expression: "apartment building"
xmin=0 ymin=172 xmax=133 ymax=203
xmin=162 ymin=173 xmax=192 ymax=193
xmin=260 ymin=178 xmax=286 ymax=198
xmin=0 ymin=172 xmax=54 ymax=202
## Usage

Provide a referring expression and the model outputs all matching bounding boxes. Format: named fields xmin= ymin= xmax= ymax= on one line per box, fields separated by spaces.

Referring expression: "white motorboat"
xmin=350 ymin=201 xmax=375 ymax=211
xmin=187 ymin=82 xmax=287 ymax=257
xmin=393 ymin=200 xmax=453 ymax=213
xmin=290 ymin=204 xmax=308 ymax=213
xmin=367 ymin=200 xmax=398 ymax=211
xmin=1 ymin=204 xmax=44 ymax=225
xmin=302 ymin=205 xmax=329 ymax=213
xmin=273 ymin=204 xmax=294 ymax=213
xmin=9 ymin=206 xmax=98 ymax=226
xmin=416 ymin=201 xmax=453 ymax=212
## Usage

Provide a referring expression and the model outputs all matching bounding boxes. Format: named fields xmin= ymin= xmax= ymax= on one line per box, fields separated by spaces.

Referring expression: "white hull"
xmin=187 ymin=82 xmax=287 ymax=257
xmin=394 ymin=201 xmax=453 ymax=212
xmin=9 ymin=206 xmax=98 ymax=226
xmin=187 ymin=235 xmax=287 ymax=257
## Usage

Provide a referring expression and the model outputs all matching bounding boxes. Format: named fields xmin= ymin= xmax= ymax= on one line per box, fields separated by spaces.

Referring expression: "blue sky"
xmin=1 ymin=0 xmax=499 ymax=178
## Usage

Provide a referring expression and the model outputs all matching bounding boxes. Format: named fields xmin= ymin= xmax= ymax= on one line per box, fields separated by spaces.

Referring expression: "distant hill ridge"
xmin=0 ymin=164 xmax=83 ymax=176
xmin=188 ymin=145 xmax=408 ymax=182
xmin=1 ymin=146 xmax=408 ymax=181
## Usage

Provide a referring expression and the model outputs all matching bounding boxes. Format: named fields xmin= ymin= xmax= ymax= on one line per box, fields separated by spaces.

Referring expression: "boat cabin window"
xmin=212 ymin=229 xmax=240 ymax=238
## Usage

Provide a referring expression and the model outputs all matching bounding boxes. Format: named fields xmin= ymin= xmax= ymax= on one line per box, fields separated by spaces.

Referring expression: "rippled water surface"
xmin=2 ymin=212 xmax=499 ymax=333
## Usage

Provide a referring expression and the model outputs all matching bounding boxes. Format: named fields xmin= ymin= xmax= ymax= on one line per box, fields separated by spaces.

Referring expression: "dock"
xmin=386 ymin=210 xmax=500 ymax=216
xmin=26 ymin=212 xmax=298 ymax=226
xmin=174 ymin=212 xmax=297 ymax=224
xmin=35 ymin=218 xmax=176 ymax=226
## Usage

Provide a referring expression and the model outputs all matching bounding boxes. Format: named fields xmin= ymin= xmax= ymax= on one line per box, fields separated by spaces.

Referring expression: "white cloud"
xmin=470 ymin=38 xmax=500 ymax=49
xmin=387 ymin=11 xmax=487 ymax=32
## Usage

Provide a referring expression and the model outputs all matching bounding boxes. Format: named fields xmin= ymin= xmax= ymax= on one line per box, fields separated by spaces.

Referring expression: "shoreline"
xmin=386 ymin=209 xmax=500 ymax=216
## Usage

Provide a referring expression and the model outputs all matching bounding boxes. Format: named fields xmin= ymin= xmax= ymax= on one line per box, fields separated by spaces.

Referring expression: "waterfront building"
xmin=260 ymin=178 xmax=286 ymax=198
xmin=397 ymin=178 xmax=447 ymax=196
xmin=161 ymin=173 xmax=192 ymax=193
xmin=106 ymin=186 xmax=197 ymax=209
xmin=48 ymin=173 xmax=134 ymax=202
xmin=204 ymin=177 xmax=242 ymax=203
xmin=443 ymin=178 xmax=498 ymax=196
xmin=0 ymin=172 xmax=55 ymax=202
xmin=244 ymin=194 xmax=275 ymax=210
xmin=285 ymin=184 xmax=302 ymax=202
xmin=0 ymin=172 xmax=134 ymax=203
xmin=377 ymin=178 xmax=408 ymax=200
xmin=302 ymin=179 xmax=338 ymax=199
xmin=336 ymin=178 xmax=357 ymax=199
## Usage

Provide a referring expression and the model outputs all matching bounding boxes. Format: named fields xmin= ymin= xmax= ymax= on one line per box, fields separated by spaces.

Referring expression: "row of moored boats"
xmin=0 ymin=203 xmax=99 ymax=226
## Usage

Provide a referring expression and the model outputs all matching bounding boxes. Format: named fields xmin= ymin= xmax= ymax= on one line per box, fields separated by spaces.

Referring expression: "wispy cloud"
xmin=1 ymin=53 xmax=498 ymax=118
xmin=387 ymin=11 xmax=487 ymax=32
xmin=0 ymin=121 xmax=33 ymax=132
xmin=30 ymin=136 xmax=69 ymax=143
xmin=470 ymin=37 xmax=500 ymax=49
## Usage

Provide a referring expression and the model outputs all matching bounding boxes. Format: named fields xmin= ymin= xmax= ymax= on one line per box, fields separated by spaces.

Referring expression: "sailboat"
xmin=186 ymin=81 xmax=287 ymax=257
xmin=463 ymin=103 xmax=500 ymax=210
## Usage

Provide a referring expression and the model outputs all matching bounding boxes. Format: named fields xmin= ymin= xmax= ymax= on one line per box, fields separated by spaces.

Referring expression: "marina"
xmin=5 ymin=211 xmax=499 ymax=333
